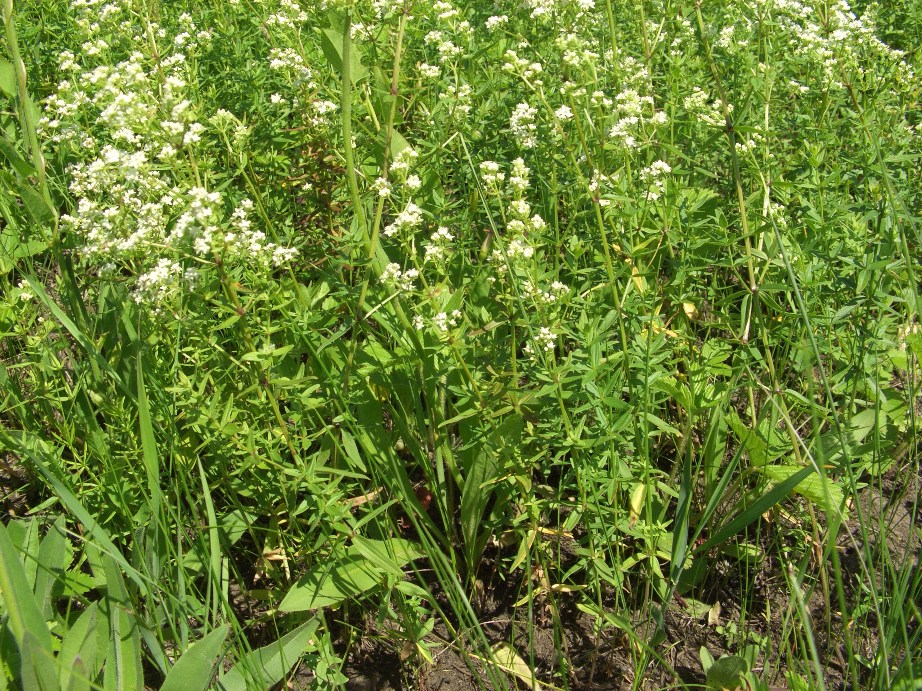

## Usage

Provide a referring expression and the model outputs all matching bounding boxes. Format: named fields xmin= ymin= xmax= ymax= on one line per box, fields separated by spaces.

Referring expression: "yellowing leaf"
xmin=708 ymin=600 xmax=722 ymax=627
xmin=629 ymin=484 xmax=646 ymax=527
xmin=491 ymin=643 xmax=543 ymax=690
xmin=630 ymin=265 xmax=646 ymax=294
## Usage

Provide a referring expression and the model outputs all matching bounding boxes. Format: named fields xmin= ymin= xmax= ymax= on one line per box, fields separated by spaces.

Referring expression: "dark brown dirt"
xmin=318 ymin=457 xmax=921 ymax=691
xmin=0 ymin=451 xmax=34 ymax=519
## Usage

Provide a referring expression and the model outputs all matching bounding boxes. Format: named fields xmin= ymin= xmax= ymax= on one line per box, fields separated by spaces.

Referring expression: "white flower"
xmin=524 ymin=326 xmax=556 ymax=356
xmin=313 ymin=100 xmax=338 ymax=115
xmin=380 ymin=263 xmax=418 ymax=291
xmin=480 ymin=160 xmax=505 ymax=186
xmin=509 ymin=158 xmax=530 ymax=193
xmin=432 ymin=309 xmax=461 ymax=333
xmin=509 ymin=102 xmax=538 ymax=148
xmin=372 ymin=177 xmax=392 ymax=197
xmin=383 ymin=203 xmax=424 ymax=237
xmin=419 ymin=63 xmax=440 ymax=78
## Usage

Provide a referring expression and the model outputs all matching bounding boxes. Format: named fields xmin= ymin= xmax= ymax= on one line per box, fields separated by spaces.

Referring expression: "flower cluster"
xmin=380 ymin=263 xmax=419 ymax=292
xmin=524 ymin=326 xmax=556 ymax=357
xmin=480 ymin=161 xmax=505 ymax=187
xmin=608 ymin=89 xmax=668 ymax=151
xmin=509 ymin=102 xmax=539 ymax=149
xmin=639 ymin=160 xmax=672 ymax=201
xmin=384 ymin=203 xmax=425 ymax=238
xmin=265 ymin=0 xmax=308 ymax=29
xmin=424 ymin=226 xmax=454 ymax=264
xmin=502 ymin=51 xmax=545 ymax=86
xmin=41 ymin=2 xmax=298 ymax=312
xmin=683 ymin=87 xmax=727 ymax=127
xmin=133 ymin=258 xmax=197 ymax=311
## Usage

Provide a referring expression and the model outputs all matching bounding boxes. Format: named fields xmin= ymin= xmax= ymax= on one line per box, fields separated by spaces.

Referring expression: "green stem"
xmin=2 ymin=0 xmax=50 ymax=210
xmin=341 ymin=11 xmax=366 ymax=242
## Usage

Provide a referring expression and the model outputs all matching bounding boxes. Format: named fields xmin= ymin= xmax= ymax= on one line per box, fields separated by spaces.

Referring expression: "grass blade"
xmin=160 ymin=624 xmax=229 ymax=691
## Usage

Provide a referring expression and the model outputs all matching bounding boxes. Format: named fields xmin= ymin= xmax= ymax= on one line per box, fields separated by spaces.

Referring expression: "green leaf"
xmin=0 ymin=522 xmax=53 ymax=658
xmin=217 ymin=619 xmax=318 ymax=691
xmin=12 ymin=441 xmax=145 ymax=592
xmin=816 ymin=408 xmax=878 ymax=467
xmin=59 ymin=603 xmax=100 ymax=691
xmin=279 ymin=550 xmax=383 ymax=612
xmin=161 ymin=625 xmax=229 ymax=691
xmin=350 ymin=537 xmax=422 ymax=578
xmin=460 ymin=442 xmax=501 ymax=573
xmin=490 ymin=643 xmax=542 ymax=690
xmin=695 ymin=466 xmax=813 ymax=554
xmin=0 ymin=58 xmax=15 ymax=98
xmin=706 ymin=655 xmax=748 ymax=690
xmin=14 ymin=181 xmax=54 ymax=226
xmin=760 ymin=465 xmax=845 ymax=516
xmin=320 ymin=27 xmax=367 ymax=84
xmin=699 ymin=646 xmax=715 ymax=673
xmin=136 ymin=358 xmax=162 ymax=581
xmin=339 ymin=429 xmax=366 ymax=472
xmin=0 ymin=136 xmax=34 ymax=177
xmin=101 ymin=556 xmax=143 ymax=691
xmin=19 ymin=631 xmax=58 ymax=691
xmin=24 ymin=279 xmax=130 ymax=400
xmin=34 ymin=516 xmax=69 ymax=619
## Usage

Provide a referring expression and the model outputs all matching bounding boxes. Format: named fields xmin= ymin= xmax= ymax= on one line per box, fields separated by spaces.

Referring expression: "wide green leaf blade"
xmin=100 ymin=556 xmax=143 ymax=691
xmin=9 ymin=439 xmax=146 ymax=592
xmin=279 ymin=550 xmax=383 ymax=612
xmin=695 ymin=466 xmax=813 ymax=554
xmin=58 ymin=603 xmax=100 ymax=691
xmin=19 ymin=631 xmax=59 ymax=691
xmin=706 ymin=654 xmax=748 ymax=690
xmin=34 ymin=516 xmax=69 ymax=619
xmin=217 ymin=619 xmax=318 ymax=691
xmin=0 ymin=522 xmax=53 ymax=656
xmin=160 ymin=625 xmax=229 ymax=691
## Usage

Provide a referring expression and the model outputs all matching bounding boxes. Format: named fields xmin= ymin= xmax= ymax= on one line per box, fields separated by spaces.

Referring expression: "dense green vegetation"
xmin=0 ymin=0 xmax=920 ymax=688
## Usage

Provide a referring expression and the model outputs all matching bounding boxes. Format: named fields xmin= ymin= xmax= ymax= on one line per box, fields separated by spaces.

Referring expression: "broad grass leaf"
xmin=340 ymin=429 xmax=366 ymax=472
xmin=0 ymin=58 xmax=14 ymax=98
xmin=816 ymin=408 xmax=879 ymax=467
xmin=282 ymin=538 xmax=422 ymax=612
xmin=161 ymin=624 xmax=230 ymax=691
xmin=760 ymin=465 xmax=845 ymax=516
xmin=12 ymin=440 xmax=145 ymax=591
xmin=136 ymin=361 xmax=162 ymax=562
xmin=0 ymin=137 xmax=33 ymax=177
xmin=19 ymin=631 xmax=58 ymax=691
xmin=0 ymin=523 xmax=53 ymax=670
xmin=100 ymin=555 xmax=143 ymax=691
xmin=350 ymin=537 xmax=422 ymax=577
xmin=695 ymin=466 xmax=813 ymax=554
xmin=280 ymin=550 xmax=383 ymax=612
xmin=726 ymin=410 xmax=788 ymax=466
xmin=320 ymin=27 xmax=367 ymax=84
xmin=34 ymin=515 xmax=69 ymax=619
xmin=14 ymin=181 xmax=54 ymax=226
xmin=58 ymin=603 xmax=100 ymax=691
xmin=24 ymin=278 xmax=131 ymax=399
xmin=217 ymin=619 xmax=319 ymax=691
